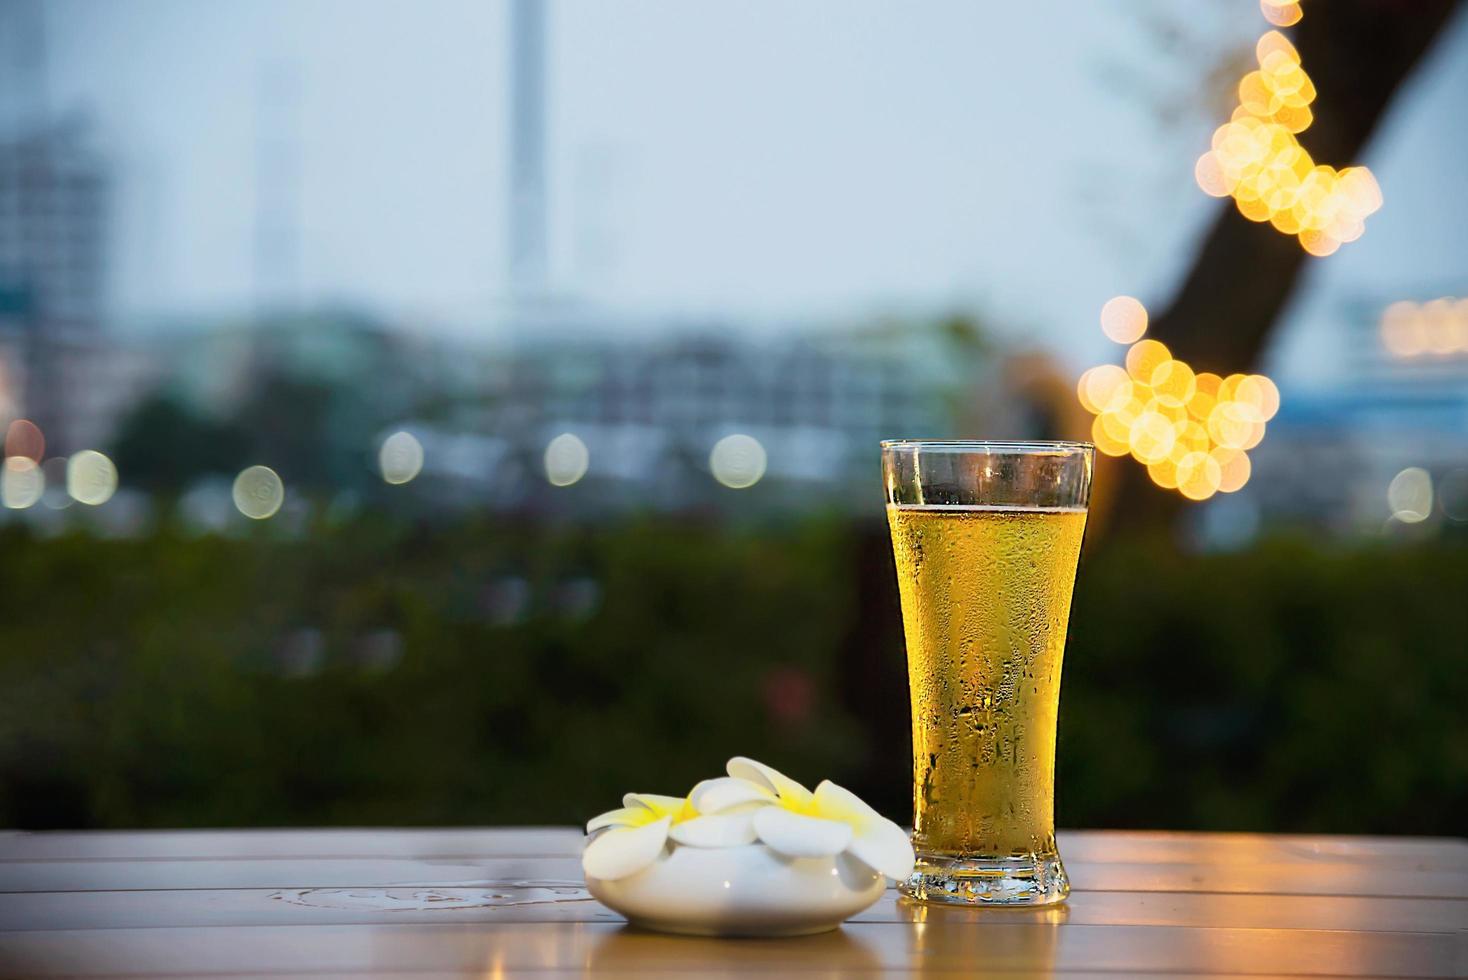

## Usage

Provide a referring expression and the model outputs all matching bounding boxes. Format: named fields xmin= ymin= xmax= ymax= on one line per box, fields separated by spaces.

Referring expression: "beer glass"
xmin=882 ymin=440 xmax=1093 ymax=906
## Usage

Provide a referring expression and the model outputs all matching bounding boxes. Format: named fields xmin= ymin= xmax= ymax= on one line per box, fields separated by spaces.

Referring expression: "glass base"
xmin=900 ymin=851 xmax=1070 ymax=906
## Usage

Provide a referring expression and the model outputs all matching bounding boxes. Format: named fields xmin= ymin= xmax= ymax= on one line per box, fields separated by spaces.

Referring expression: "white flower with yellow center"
xmin=581 ymin=757 xmax=914 ymax=883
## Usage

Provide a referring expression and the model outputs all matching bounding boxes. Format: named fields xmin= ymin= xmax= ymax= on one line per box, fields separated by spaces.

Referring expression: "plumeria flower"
xmin=582 ymin=757 xmax=915 ymax=884
xmin=712 ymin=757 xmax=915 ymax=881
xmin=582 ymin=793 xmax=693 ymax=881
xmin=583 ymin=787 xmax=764 ymax=880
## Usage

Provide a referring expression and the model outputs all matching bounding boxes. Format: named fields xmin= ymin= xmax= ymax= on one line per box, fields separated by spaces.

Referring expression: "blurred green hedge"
xmin=0 ymin=517 xmax=1462 ymax=834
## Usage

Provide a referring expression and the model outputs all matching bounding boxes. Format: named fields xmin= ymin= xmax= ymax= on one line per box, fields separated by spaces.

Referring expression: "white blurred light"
xmin=67 ymin=450 xmax=118 ymax=506
xmin=544 ymin=433 xmax=589 ymax=487
xmin=378 ymin=431 xmax=424 ymax=485
xmin=233 ymin=465 xmax=285 ymax=519
xmin=1 ymin=457 xmax=43 ymax=509
xmin=709 ymin=434 xmax=767 ymax=489
xmin=1386 ymin=467 xmax=1432 ymax=523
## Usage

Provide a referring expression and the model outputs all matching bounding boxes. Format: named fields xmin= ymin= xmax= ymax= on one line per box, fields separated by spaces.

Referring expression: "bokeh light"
xmin=232 ymin=465 xmax=285 ymax=520
xmin=544 ymin=433 xmax=590 ymax=487
xmin=1 ymin=457 xmax=44 ymax=509
xmin=378 ymin=431 xmax=425 ymax=485
xmin=1386 ymin=467 xmax=1432 ymax=523
xmin=66 ymin=450 xmax=119 ymax=506
xmin=1078 ymin=363 xmax=1131 ymax=415
xmin=1380 ymin=298 xmax=1468 ymax=359
xmin=1194 ymin=5 xmax=1382 ymax=255
xmin=1100 ymin=296 xmax=1148 ymax=344
xmin=1125 ymin=339 xmax=1171 ymax=383
xmin=1076 ymin=297 xmax=1278 ymax=501
xmin=4 ymin=419 xmax=44 ymax=462
xmin=709 ymin=434 xmax=767 ymax=489
xmin=1260 ymin=0 xmax=1302 ymax=28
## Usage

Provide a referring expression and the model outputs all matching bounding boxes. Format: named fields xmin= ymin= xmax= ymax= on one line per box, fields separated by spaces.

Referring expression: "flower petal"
xmin=586 ymin=806 xmax=648 ymax=834
xmin=690 ymin=776 xmax=775 ymax=814
xmin=846 ymin=818 xmax=915 ymax=881
xmin=752 ymin=806 xmax=852 ymax=858
xmin=622 ymin=793 xmax=688 ymax=817
xmin=810 ymin=779 xmax=881 ymax=825
xmin=726 ymin=757 xmax=815 ymax=809
xmin=667 ymin=812 xmax=758 ymax=848
xmin=813 ymin=780 xmax=915 ymax=879
xmin=582 ymin=816 xmax=671 ymax=881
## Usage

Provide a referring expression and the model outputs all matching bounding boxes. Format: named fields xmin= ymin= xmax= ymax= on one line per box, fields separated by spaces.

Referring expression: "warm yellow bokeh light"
xmin=1098 ymin=397 xmax=1140 ymax=445
xmin=1195 ymin=152 xmax=1230 ymax=198
xmin=1261 ymin=0 xmax=1302 ymax=28
xmin=1177 ymin=451 xmax=1224 ymax=501
xmin=1125 ymin=339 xmax=1171 ymax=383
xmin=1147 ymin=456 xmax=1182 ymax=490
xmin=1256 ymin=30 xmax=1299 ymax=65
xmin=1091 ymin=415 xmax=1131 ymax=458
xmin=1082 ymin=364 xmax=1132 ymax=414
xmin=1380 ymin=298 xmax=1468 ymax=359
xmin=1150 ymin=359 xmax=1197 ymax=408
xmin=1100 ymin=296 xmax=1149 ymax=345
xmin=1214 ymin=448 xmax=1252 ymax=494
xmin=1422 ymin=299 xmax=1458 ymax=356
xmin=1207 ymin=402 xmax=1252 ymax=451
xmin=1231 ymin=375 xmax=1280 ymax=422
xmin=1198 ymin=3 xmax=1380 ymax=255
xmin=1128 ymin=412 xmax=1177 ymax=466
xmin=1078 ymin=300 xmax=1277 ymax=501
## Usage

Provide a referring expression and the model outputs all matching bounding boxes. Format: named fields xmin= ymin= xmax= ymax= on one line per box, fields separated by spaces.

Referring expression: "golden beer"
xmin=887 ymin=504 xmax=1087 ymax=897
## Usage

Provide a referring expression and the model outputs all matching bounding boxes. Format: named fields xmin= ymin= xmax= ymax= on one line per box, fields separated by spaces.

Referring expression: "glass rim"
xmin=880 ymin=439 xmax=1094 ymax=453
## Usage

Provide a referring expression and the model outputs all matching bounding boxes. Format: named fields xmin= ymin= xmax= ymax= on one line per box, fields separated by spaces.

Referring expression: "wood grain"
xmin=3 ymin=854 xmax=1462 ymax=898
xmin=2 ymin=828 xmax=1460 ymax=865
xmin=0 ymin=886 xmax=1463 ymax=934
xmin=0 ymin=921 xmax=1462 ymax=977
xmin=0 ymin=829 xmax=1460 ymax=978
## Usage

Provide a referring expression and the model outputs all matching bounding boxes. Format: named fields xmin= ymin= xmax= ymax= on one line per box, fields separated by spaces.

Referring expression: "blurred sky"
xmin=38 ymin=0 xmax=1468 ymax=381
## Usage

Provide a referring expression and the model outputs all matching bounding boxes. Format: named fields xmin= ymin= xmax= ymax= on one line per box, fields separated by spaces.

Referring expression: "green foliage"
xmin=109 ymin=394 xmax=250 ymax=492
xmin=0 ymin=518 xmax=1462 ymax=833
xmin=1058 ymin=534 xmax=1468 ymax=835
xmin=110 ymin=373 xmax=383 ymax=497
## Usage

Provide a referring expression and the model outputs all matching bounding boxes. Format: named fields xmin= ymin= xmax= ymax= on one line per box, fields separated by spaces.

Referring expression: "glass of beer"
xmin=882 ymin=440 xmax=1093 ymax=906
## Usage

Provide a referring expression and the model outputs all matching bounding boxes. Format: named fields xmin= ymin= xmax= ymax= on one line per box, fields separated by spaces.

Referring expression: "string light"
xmin=1077 ymin=297 xmax=1279 ymax=501
xmin=1380 ymin=298 xmax=1468 ymax=359
xmin=1194 ymin=4 xmax=1382 ymax=255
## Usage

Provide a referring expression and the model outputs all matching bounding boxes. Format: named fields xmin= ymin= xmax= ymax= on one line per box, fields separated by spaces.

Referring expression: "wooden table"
xmin=0 ymin=829 xmax=1462 ymax=977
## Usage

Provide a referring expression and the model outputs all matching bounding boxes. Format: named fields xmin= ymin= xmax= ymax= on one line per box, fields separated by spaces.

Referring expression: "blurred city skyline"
xmin=22 ymin=0 xmax=1465 ymax=385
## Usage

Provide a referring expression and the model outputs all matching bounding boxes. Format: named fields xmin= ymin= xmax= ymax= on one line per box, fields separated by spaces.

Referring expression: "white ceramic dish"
xmin=586 ymin=842 xmax=886 ymax=937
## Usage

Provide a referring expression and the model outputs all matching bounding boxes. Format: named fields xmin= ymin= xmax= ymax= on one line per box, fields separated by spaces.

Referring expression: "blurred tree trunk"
xmin=1112 ymin=0 xmax=1463 ymax=528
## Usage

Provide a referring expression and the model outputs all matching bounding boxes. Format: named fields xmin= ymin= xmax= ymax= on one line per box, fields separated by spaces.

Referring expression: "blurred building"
xmin=0 ymin=117 xmax=123 ymax=450
xmin=406 ymin=325 xmax=961 ymax=514
xmin=0 ymin=0 xmax=125 ymax=452
xmin=1211 ymin=293 xmax=1468 ymax=540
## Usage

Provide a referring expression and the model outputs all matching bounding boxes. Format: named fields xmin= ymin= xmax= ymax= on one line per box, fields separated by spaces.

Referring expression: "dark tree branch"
xmin=1112 ymin=0 xmax=1464 ymax=525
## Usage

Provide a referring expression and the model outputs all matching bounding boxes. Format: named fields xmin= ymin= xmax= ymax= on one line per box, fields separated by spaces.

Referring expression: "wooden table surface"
xmin=0 ymin=828 xmax=1462 ymax=978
